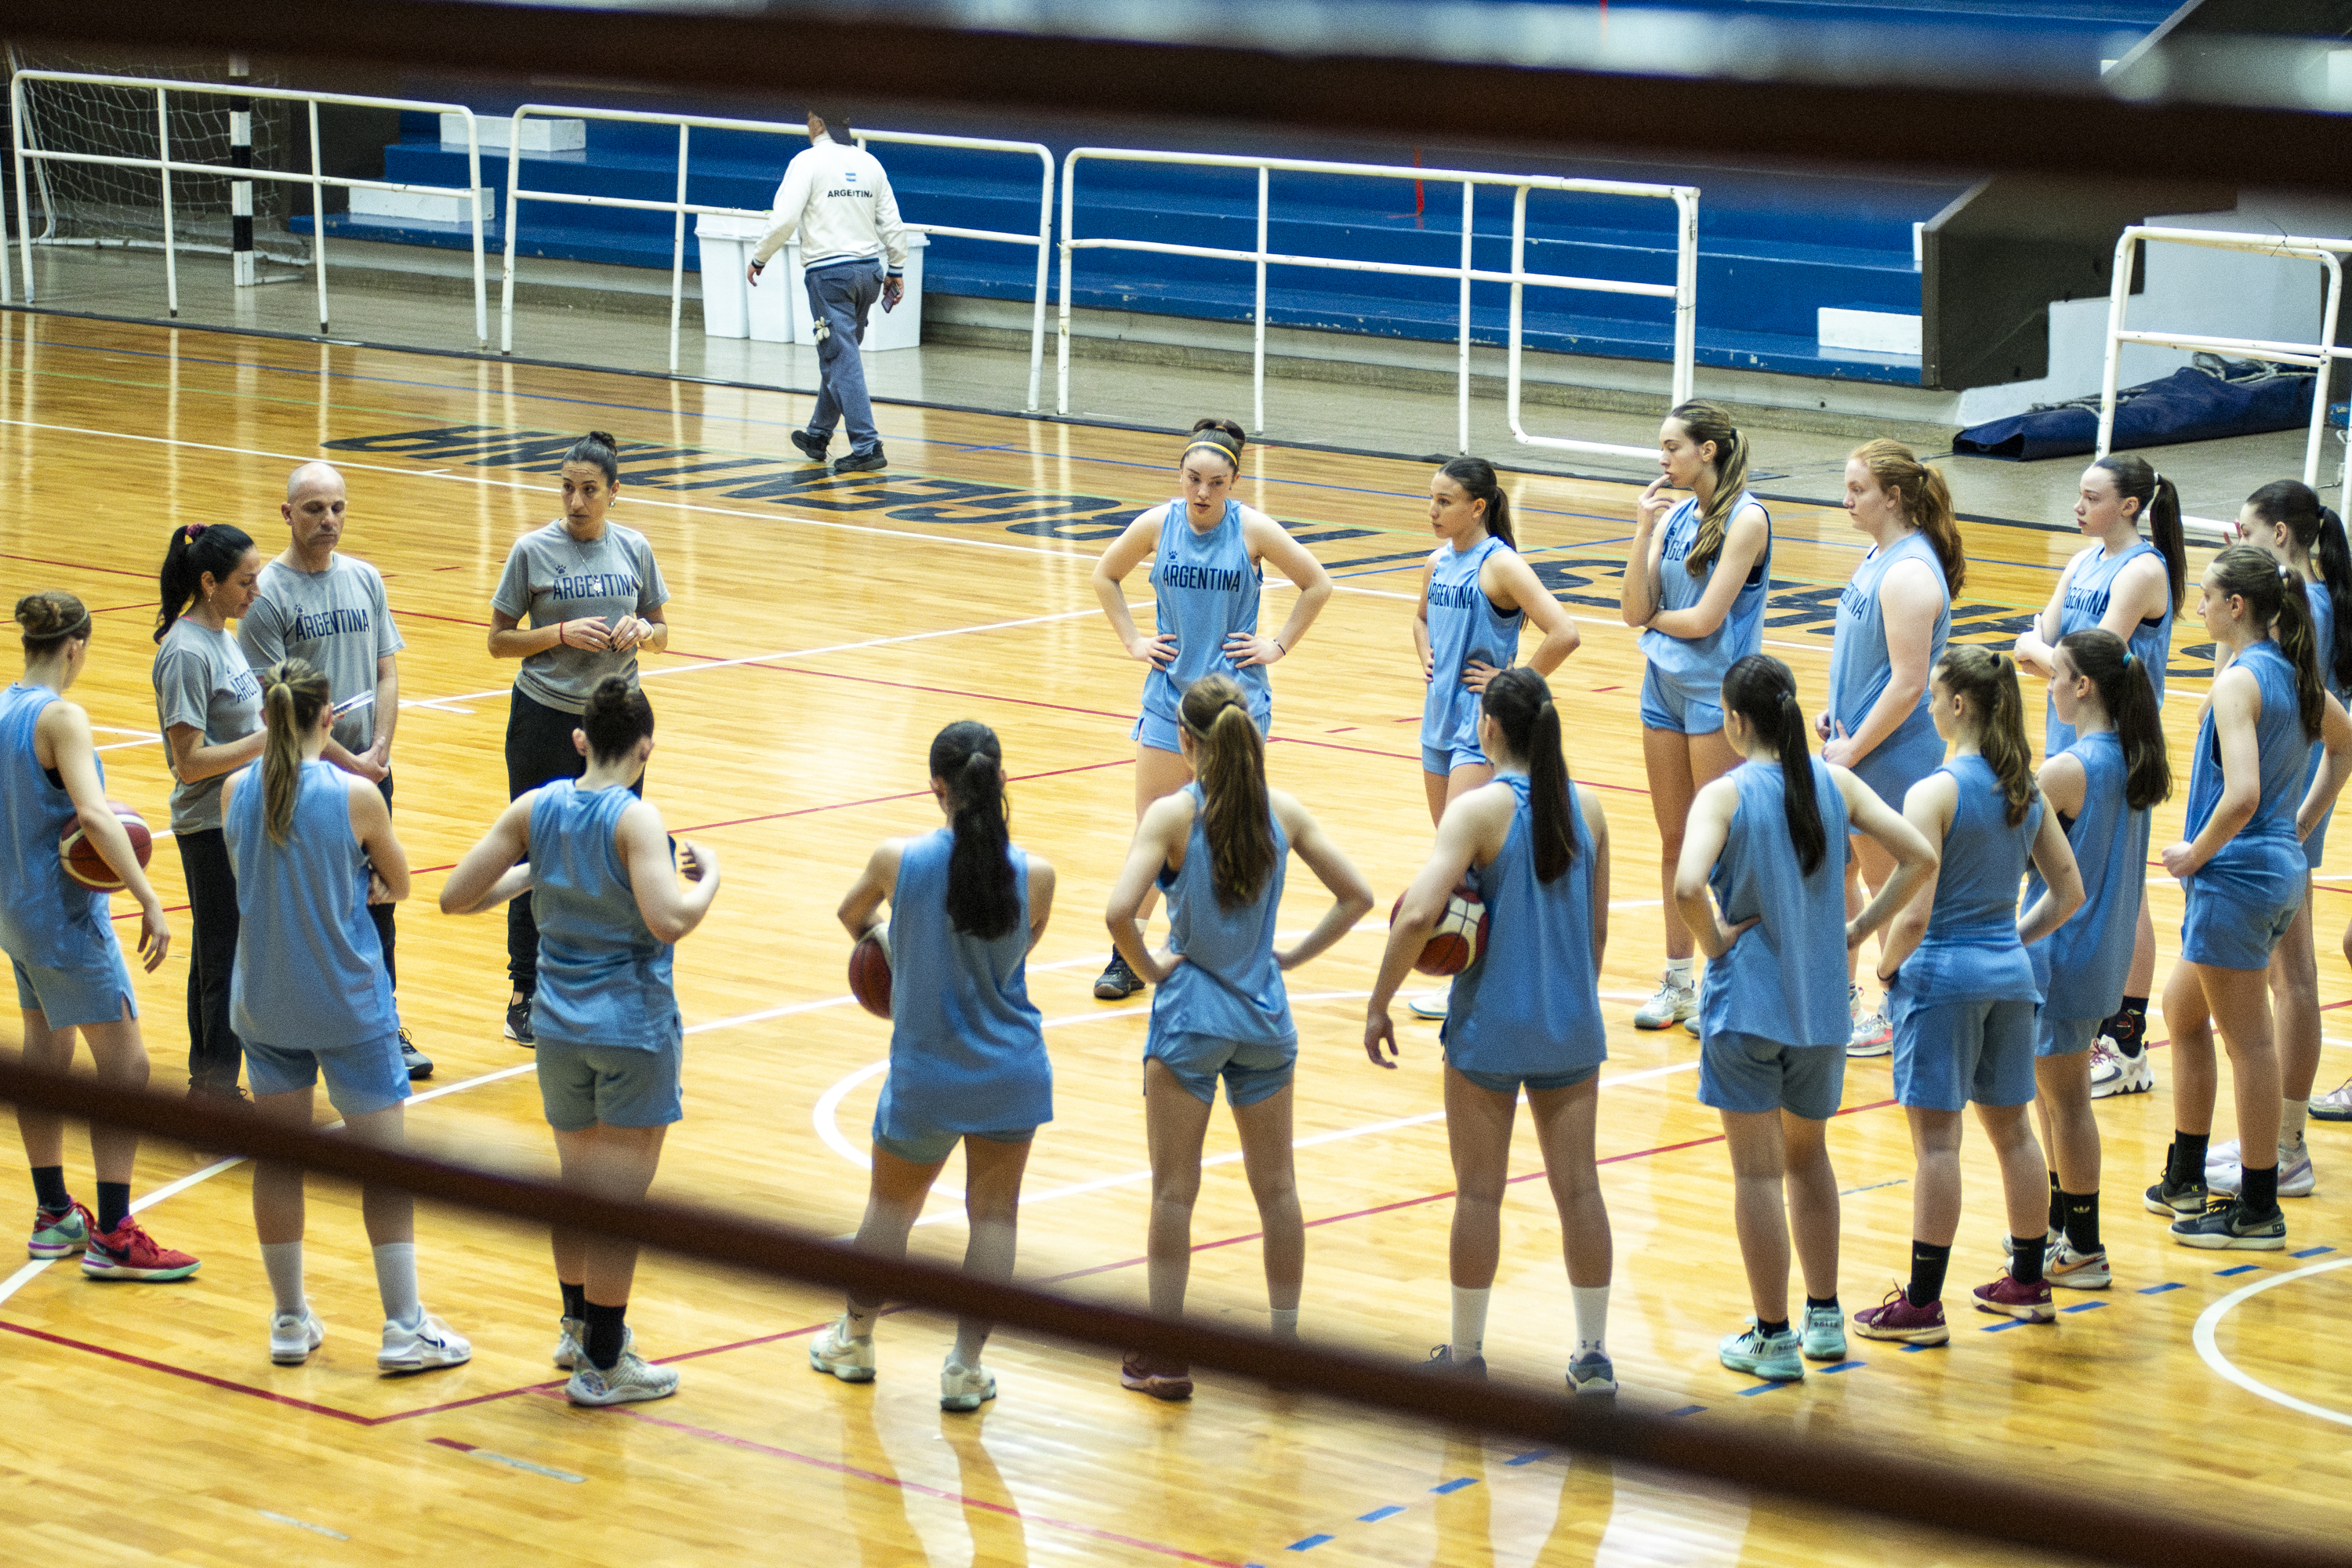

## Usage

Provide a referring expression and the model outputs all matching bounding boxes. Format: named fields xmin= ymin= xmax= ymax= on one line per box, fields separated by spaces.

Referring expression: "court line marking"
xmin=2191 ymin=1256 xmax=2352 ymax=1428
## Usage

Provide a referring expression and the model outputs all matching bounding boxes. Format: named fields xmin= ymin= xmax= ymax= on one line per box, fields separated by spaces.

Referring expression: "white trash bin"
xmin=694 ymin=212 xmax=768 ymax=339
xmin=757 ymin=233 xmax=928 ymax=350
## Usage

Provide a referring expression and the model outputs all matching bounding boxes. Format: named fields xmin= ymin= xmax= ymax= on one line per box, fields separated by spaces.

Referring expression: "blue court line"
xmin=1980 ymin=1319 xmax=2031 ymax=1333
xmin=2140 ymin=1282 xmax=2185 ymax=1294
xmin=2292 ymin=1246 xmax=2336 ymax=1258
xmin=1738 ymin=1380 xmax=1796 ymax=1396
xmin=1430 ymin=1477 xmax=1479 ymax=1494
xmin=1901 ymin=1343 xmax=1938 ymax=1352
xmin=1668 ymin=1404 xmax=1707 ymax=1417
xmin=1287 ymin=1534 xmax=1335 ymax=1551
xmin=2215 ymin=1265 xmax=2259 ymax=1276
xmin=1357 ymin=1505 xmax=1405 ymax=1523
xmin=2061 ymin=1301 xmax=2107 ymax=1314
xmin=1504 ymin=1450 xmax=1552 ymax=1466
xmin=1817 ymin=1360 xmax=1866 ymax=1373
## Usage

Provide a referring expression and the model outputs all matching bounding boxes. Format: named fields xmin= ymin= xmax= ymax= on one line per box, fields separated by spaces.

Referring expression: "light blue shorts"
xmin=1698 ymin=1031 xmax=1845 ymax=1120
xmin=2035 ymin=1011 xmax=2101 ymax=1058
xmin=1446 ymin=1055 xmax=1599 ymax=1096
xmin=1136 ymin=702 xmax=1269 ymax=757
xmin=1639 ymin=665 xmax=1726 ymax=735
xmin=1147 ymin=1030 xmax=1296 ymax=1107
xmin=536 ymin=1036 xmax=684 ymax=1131
xmin=2181 ymin=880 xmax=2303 ymax=971
xmin=11 ymin=945 xmax=136 ymax=1031
xmin=873 ymin=1124 xmax=1035 ymax=1167
xmin=245 ymin=1032 xmax=409 ymax=1117
xmin=1892 ymin=996 xmax=2038 ymax=1112
xmin=1421 ymin=740 xmax=1490 ymax=776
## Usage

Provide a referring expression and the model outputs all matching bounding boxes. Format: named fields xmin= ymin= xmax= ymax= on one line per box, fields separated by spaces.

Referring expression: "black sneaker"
xmin=505 ymin=998 xmax=535 ymax=1047
xmin=832 ymin=445 xmax=887 ymax=474
xmin=398 ymin=1026 xmax=434 ymax=1081
xmin=1093 ymin=952 xmax=1144 ymax=1000
xmin=789 ymin=429 xmax=829 ymax=464
xmin=2143 ymin=1172 xmax=2207 ymax=1217
xmin=2170 ymin=1198 xmax=2287 ymax=1250
xmin=1425 ymin=1344 xmax=1486 ymax=1379
xmin=185 ymin=1080 xmax=250 ymax=1105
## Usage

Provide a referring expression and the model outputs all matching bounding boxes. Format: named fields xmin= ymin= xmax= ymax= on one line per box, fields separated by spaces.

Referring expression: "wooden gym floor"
xmin=0 ymin=310 xmax=2345 ymax=1567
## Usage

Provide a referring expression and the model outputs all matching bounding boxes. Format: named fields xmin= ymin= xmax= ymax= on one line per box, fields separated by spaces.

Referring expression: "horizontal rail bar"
xmin=17 ymin=148 xmax=475 ymax=199
xmin=507 ymin=188 xmax=1042 ymax=250
xmin=1066 ymin=145 xmax=1690 ymax=201
xmin=2126 ymin=223 xmax=2352 ymax=259
xmin=2110 ymin=328 xmax=2350 ymax=365
xmin=1062 ymin=236 xmax=1676 ymax=296
xmin=10 ymin=70 xmax=480 ymax=122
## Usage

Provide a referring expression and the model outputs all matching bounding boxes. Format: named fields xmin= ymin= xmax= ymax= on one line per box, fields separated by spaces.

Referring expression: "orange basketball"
xmin=60 ymin=801 xmax=152 ymax=893
xmin=849 ymin=929 xmax=893 ymax=1019
xmin=1392 ymin=883 xmax=1489 ymax=976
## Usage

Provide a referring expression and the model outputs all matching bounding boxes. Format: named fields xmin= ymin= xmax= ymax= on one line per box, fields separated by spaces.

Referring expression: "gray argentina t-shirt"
xmin=152 ymin=619 xmax=264 ymax=833
xmin=492 ymin=520 xmax=669 ymax=714
xmin=239 ymin=555 xmax=405 ymax=756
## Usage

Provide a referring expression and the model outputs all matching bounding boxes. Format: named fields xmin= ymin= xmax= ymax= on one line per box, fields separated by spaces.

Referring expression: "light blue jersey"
xmin=878 ymin=827 xmax=1051 ymax=1142
xmin=1421 ymin=535 xmax=1523 ymax=765
xmin=2027 ymin=731 xmax=2147 ymax=1025
xmin=528 ymin=780 xmax=679 ymax=1051
xmin=1894 ymin=755 xmax=2042 ymax=1007
xmin=1140 ymin=499 xmax=1268 ymax=738
xmin=2044 ymin=540 xmax=2171 ymax=755
xmin=1149 ymin=784 xmax=1294 ymax=1047
xmin=1442 ymin=774 xmax=1606 ymax=1076
xmin=2299 ymin=581 xmax=2345 ymax=868
xmin=0 ymin=684 xmax=118 ymax=973
xmin=1828 ymin=531 xmax=1951 ymax=808
xmin=1697 ymin=759 xmax=1853 ymax=1049
xmin=2188 ymin=640 xmax=2310 ymax=898
xmin=1638 ymin=492 xmax=1772 ymax=687
xmin=224 ymin=758 xmax=395 ymax=1047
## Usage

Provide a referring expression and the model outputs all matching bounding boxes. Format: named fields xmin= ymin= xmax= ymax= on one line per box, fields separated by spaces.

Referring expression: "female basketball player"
xmin=441 ymin=677 xmax=718 ymax=1404
xmin=1107 ymin=674 xmax=1372 ymax=1400
xmin=1824 ymin=441 xmax=1964 ymax=1057
xmin=488 ymin=431 xmax=670 ymax=1047
xmin=2147 ymin=547 xmax=2351 ymax=1250
xmin=1368 ymin=668 xmax=1617 ymax=1393
xmin=1671 ymin=655 xmax=1935 ymax=1381
xmin=1621 ymin=401 xmax=1773 ymax=1033
xmin=1087 ymin=419 xmax=1333 ymax=1003
xmin=152 ymin=521 xmax=265 ymax=1098
xmin=817 ymin=720 xmax=1054 ymax=1413
xmin=1852 ymin=647 xmax=2083 ymax=1344
xmin=2014 ymin=455 xmax=2184 ymax=1098
xmin=222 ymin=659 xmax=465 ymax=1371
xmin=4 ymin=592 xmax=196 ymax=1279
xmin=2023 ymin=630 xmax=2166 ymax=1292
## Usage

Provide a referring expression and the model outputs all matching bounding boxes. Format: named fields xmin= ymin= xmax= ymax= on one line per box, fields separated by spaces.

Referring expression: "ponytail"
xmin=1179 ymin=675 xmax=1276 ymax=909
xmin=1667 ymin=400 xmax=1751 ymax=579
xmin=1852 ymin=439 xmax=1965 ymax=592
xmin=2212 ymin=544 xmax=2325 ymax=741
xmin=1480 ymin=666 xmax=1575 ymax=882
xmin=1439 ymin=457 xmax=1514 ymax=551
xmin=1935 ymin=644 xmax=2037 ymax=826
xmin=2056 ymin=628 xmax=2170 ymax=812
xmin=1719 ymin=654 xmax=1826 ymax=876
xmin=929 ymin=720 xmax=1018 ymax=941
xmin=2245 ymin=479 xmax=2352 ymax=696
xmin=154 ymin=521 xmax=256 ymax=643
xmin=260 ymin=658 xmax=331 ymax=846
xmin=2095 ymin=453 xmax=2187 ymax=615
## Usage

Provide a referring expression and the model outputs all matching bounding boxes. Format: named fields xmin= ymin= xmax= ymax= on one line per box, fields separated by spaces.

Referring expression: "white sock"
xmin=260 ymin=1241 xmax=305 ymax=1317
xmin=846 ymin=1301 xmax=879 ymax=1338
xmin=1269 ymin=1307 xmax=1299 ymax=1340
xmin=371 ymin=1243 xmax=420 ymax=1327
xmin=1664 ymin=958 xmax=1692 ymax=984
xmin=1450 ymin=1286 xmax=1490 ymax=1359
xmin=2283 ymin=1098 xmax=2310 ymax=1149
xmin=1571 ymin=1285 xmax=1610 ymax=1356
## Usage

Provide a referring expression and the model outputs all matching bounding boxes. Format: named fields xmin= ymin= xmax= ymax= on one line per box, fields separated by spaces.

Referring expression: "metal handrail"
xmin=1057 ymin=147 xmax=1697 ymax=457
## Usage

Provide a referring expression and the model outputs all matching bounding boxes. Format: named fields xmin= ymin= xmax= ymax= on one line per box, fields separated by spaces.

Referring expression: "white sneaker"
xmin=2205 ymin=1139 xmax=2317 ymax=1199
xmin=2090 ymin=1041 xmax=2153 ymax=1098
xmin=378 ymin=1310 xmax=472 ymax=1373
xmin=1633 ymin=970 xmax=1696 ymax=1030
xmin=1847 ymin=985 xmax=1892 ymax=1058
xmin=2310 ymin=1076 xmax=2352 ymax=1122
xmin=566 ymin=1347 xmax=680 ymax=1406
xmin=554 ymin=1315 xmax=633 ymax=1370
xmin=1406 ymin=989 xmax=1449 ymax=1021
xmin=941 ymin=1357 xmax=997 ymax=1412
xmin=809 ymin=1317 xmax=876 ymax=1383
xmin=270 ymin=1306 xmax=325 ymax=1366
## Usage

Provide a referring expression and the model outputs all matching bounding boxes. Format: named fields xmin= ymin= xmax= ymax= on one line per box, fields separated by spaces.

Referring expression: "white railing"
xmin=499 ymin=107 xmax=1054 ymax=406
xmin=1057 ymin=149 xmax=1697 ymax=458
xmin=2099 ymin=224 xmax=2352 ymax=505
xmin=6 ymin=71 xmax=488 ymax=347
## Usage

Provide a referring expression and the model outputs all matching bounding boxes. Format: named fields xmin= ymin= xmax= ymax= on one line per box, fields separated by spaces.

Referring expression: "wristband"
xmin=1272 ymin=637 xmax=1285 ymax=655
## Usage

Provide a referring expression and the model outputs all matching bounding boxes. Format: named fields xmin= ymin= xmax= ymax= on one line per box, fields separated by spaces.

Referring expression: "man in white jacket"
xmin=748 ymin=107 xmax=909 ymax=474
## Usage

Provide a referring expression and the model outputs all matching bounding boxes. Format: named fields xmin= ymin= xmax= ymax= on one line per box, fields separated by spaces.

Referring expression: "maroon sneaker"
xmin=1120 ymin=1351 xmax=1192 ymax=1402
xmin=1852 ymin=1286 xmax=1948 ymax=1345
xmin=79 ymin=1216 xmax=199 ymax=1281
xmin=1972 ymin=1271 xmax=2055 ymax=1323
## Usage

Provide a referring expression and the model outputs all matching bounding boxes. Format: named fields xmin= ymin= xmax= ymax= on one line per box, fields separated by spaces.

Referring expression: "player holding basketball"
xmin=442 ymin=676 xmax=718 ymax=1404
xmin=1824 ymin=441 xmax=1964 ymax=1058
xmin=1853 ymin=647 xmax=2082 ymax=1345
xmin=2013 ymin=455 xmax=2184 ymax=1100
xmin=1106 ymin=674 xmax=1372 ymax=1400
xmin=1368 ymin=667 xmax=1617 ymax=1393
xmin=3 ymin=591 xmax=195 ymax=1279
xmin=1621 ymin=401 xmax=1773 ymax=1033
xmin=2146 ymin=548 xmax=2351 ymax=1250
xmin=1408 ymin=458 xmax=1581 ymax=1020
xmin=152 ymin=521 xmax=266 ymax=1099
xmin=1671 ymin=655 xmax=1934 ymax=1381
xmin=488 ymin=431 xmax=669 ymax=1047
xmin=818 ymin=720 xmax=1055 ymax=1412
xmin=1087 ymin=419 xmax=1332 ymax=1002
xmin=223 ymin=658 xmax=467 ymax=1371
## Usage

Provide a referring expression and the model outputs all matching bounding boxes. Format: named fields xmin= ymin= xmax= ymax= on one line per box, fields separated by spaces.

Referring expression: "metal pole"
xmin=2307 ymin=254 xmax=2343 ymax=495
xmin=1057 ymin=152 xmax=1076 ymax=417
xmin=1254 ymin=165 xmax=1269 ymax=436
xmin=2095 ymin=230 xmax=2136 ymax=459
xmin=668 ymin=122 xmax=688 ymax=374
xmin=465 ymin=117 xmax=487 ymax=350
xmin=5 ymin=75 xmax=24 ymax=305
xmin=500 ymin=114 xmax=521 ymax=354
xmin=157 ymin=89 xmax=178 ymax=318
xmin=1507 ymin=185 xmax=1527 ymax=442
xmin=227 ymin=53 xmax=255 ymax=288
xmin=307 ymin=99 xmax=328 ymax=332
xmin=1458 ymin=180 xmax=1473 ymax=456
xmin=1672 ymin=188 xmax=1699 ymax=406
xmin=1027 ymin=146 xmax=1050 ymax=413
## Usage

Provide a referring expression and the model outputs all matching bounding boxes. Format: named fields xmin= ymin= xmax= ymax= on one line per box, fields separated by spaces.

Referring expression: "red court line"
xmin=0 ymin=1317 xmax=374 ymax=1424
xmin=0 ymin=550 xmax=153 ymax=581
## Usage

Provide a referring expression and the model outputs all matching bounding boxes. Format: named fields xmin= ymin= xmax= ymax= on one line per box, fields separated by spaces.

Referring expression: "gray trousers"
xmin=804 ymin=258 xmax=884 ymax=454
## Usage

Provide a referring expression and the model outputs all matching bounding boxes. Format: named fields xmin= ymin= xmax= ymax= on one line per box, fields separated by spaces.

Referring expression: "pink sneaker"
xmin=1972 ymin=1271 xmax=2055 ymax=1322
xmin=1852 ymin=1287 xmax=1948 ymax=1345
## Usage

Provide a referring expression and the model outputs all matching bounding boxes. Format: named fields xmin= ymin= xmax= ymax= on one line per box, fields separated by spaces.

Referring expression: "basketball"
xmin=849 ymin=927 xmax=893 ymax=1018
xmin=59 ymin=801 xmax=152 ymax=892
xmin=1394 ymin=883 xmax=1488 ymax=976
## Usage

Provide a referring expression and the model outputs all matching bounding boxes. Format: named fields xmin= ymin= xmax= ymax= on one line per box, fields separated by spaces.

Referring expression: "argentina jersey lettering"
xmin=287 ymin=605 xmax=370 ymax=641
xmin=552 ymin=571 xmax=641 ymax=603
xmin=1142 ymin=498 xmax=1268 ymax=728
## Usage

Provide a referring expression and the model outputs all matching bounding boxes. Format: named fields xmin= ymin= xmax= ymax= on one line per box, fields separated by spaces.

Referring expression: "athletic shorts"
xmin=245 ymin=1032 xmax=409 ymax=1117
xmin=873 ymin=1124 xmax=1036 ymax=1167
xmin=1421 ymin=739 xmax=1490 ymax=776
xmin=1697 ymin=1030 xmax=1844 ymax=1120
xmin=2304 ymin=808 xmax=2332 ymax=870
xmin=535 ymin=1036 xmax=684 ymax=1131
xmin=1892 ymin=996 xmax=2037 ymax=1112
xmin=1147 ymin=1029 xmax=1296 ymax=1107
xmin=10 ymin=946 xmax=136 ymax=1031
xmin=2181 ymin=879 xmax=2303 ymax=971
xmin=2035 ymin=1011 xmax=2101 ymax=1059
xmin=1135 ymin=702 xmax=1269 ymax=757
xmin=1639 ymin=665 xmax=1726 ymax=736
xmin=1848 ymin=722 xmax=1946 ymax=815
xmin=1446 ymin=1055 xmax=1599 ymax=1096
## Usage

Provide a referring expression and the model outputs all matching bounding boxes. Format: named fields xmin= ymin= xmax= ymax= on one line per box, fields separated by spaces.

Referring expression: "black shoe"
xmin=186 ymin=1080 xmax=250 ymax=1105
xmin=1425 ymin=1344 xmax=1487 ymax=1379
xmin=832 ymin=445 xmax=887 ymax=474
xmin=505 ymin=998 xmax=535 ymax=1047
xmin=789 ymin=429 xmax=829 ymax=464
xmin=1093 ymin=952 xmax=1144 ymax=1000
xmin=398 ymin=1026 xmax=434 ymax=1080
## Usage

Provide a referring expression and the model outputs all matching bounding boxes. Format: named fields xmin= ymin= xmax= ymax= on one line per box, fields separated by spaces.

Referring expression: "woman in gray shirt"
xmin=151 ymin=522 xmax=266 ymax=1098
xmin=488 ymin=430 xmax=670 ymax=1045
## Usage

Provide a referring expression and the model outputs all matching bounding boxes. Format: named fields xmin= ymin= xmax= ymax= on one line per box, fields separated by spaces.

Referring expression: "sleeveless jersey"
xmin=1895 ymin=754 xmax=2042 ymax=1007
xmin=1697 ymin=758 xmax=1853 ymax=1049
xmin=528 ymin=780 xmax=679 ymax=1051
xmin=1638 ymin=492 xmax=1773 ymax=690
xmin=878 ymin=827 xmax=1051 ymax=1141
xmin=224 ymin=758 xmax=396 ymax=1047
xmin=2044 ymin=539 xmax=2171 ymax=754
xmin=0 ymin=684 xmax=114 ymax=972
xmin=1141 ymin=499 xmax=1268 ymax=731
xmin=2027 ymin=731 xmax=2147 ymax=1024
xmin=2186 ymin=638 xmax=2310 ymax=907
xmin=1149 ymin=784 xmax=1294 ymax=1047
xmin=1442 ymin=774 xmax=1607 ymax=1076
xmin=1421 ymin=535 xmax=1523 ymax=757
xmin=1828 ymin=530 xmax=1951 ymax=805
xmin=2298 ymin=580 xmax=2347 ymax=869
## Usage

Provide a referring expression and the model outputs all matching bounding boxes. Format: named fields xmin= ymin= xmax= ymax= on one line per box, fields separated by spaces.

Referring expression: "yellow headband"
xmin=1182 ymin=437 xmax=1239 ymax=468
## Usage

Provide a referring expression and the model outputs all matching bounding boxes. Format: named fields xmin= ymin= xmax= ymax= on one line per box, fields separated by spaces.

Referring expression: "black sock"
xmin=1756 ymin=1317 xmax=1790 ymax=1338
xmin=2009 ymin=1236 xmax=2046 ymax=1286
xmin=2046 ymin=1171 xmax=2063 ymax=1233
xmin=2169 ymin=1134 xmax=2210 ymax=1189
xmin=561 ymin=1281 xmax=586 ymax=1321
xmin=1805 ymin=1294 xmax=1838 ymax=1312
xmin=2242 ymin=1163 xmax=2280 ymax=1213
xmin=2106 ymin=997 xmax=2149 ymax=1058
xmin=96 ymin=1182 xmax=130 ymax=1234
xmin=1907 ymin=1242 xmax=1951 ymax=1308
xmin=583 ymin=1301 xmax=628 ymax=1371
xmin=2063 ymin=1191 xmax=2101 ymax=1254
xmin=31 ymin=1167 xmax=69 ymax=1214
